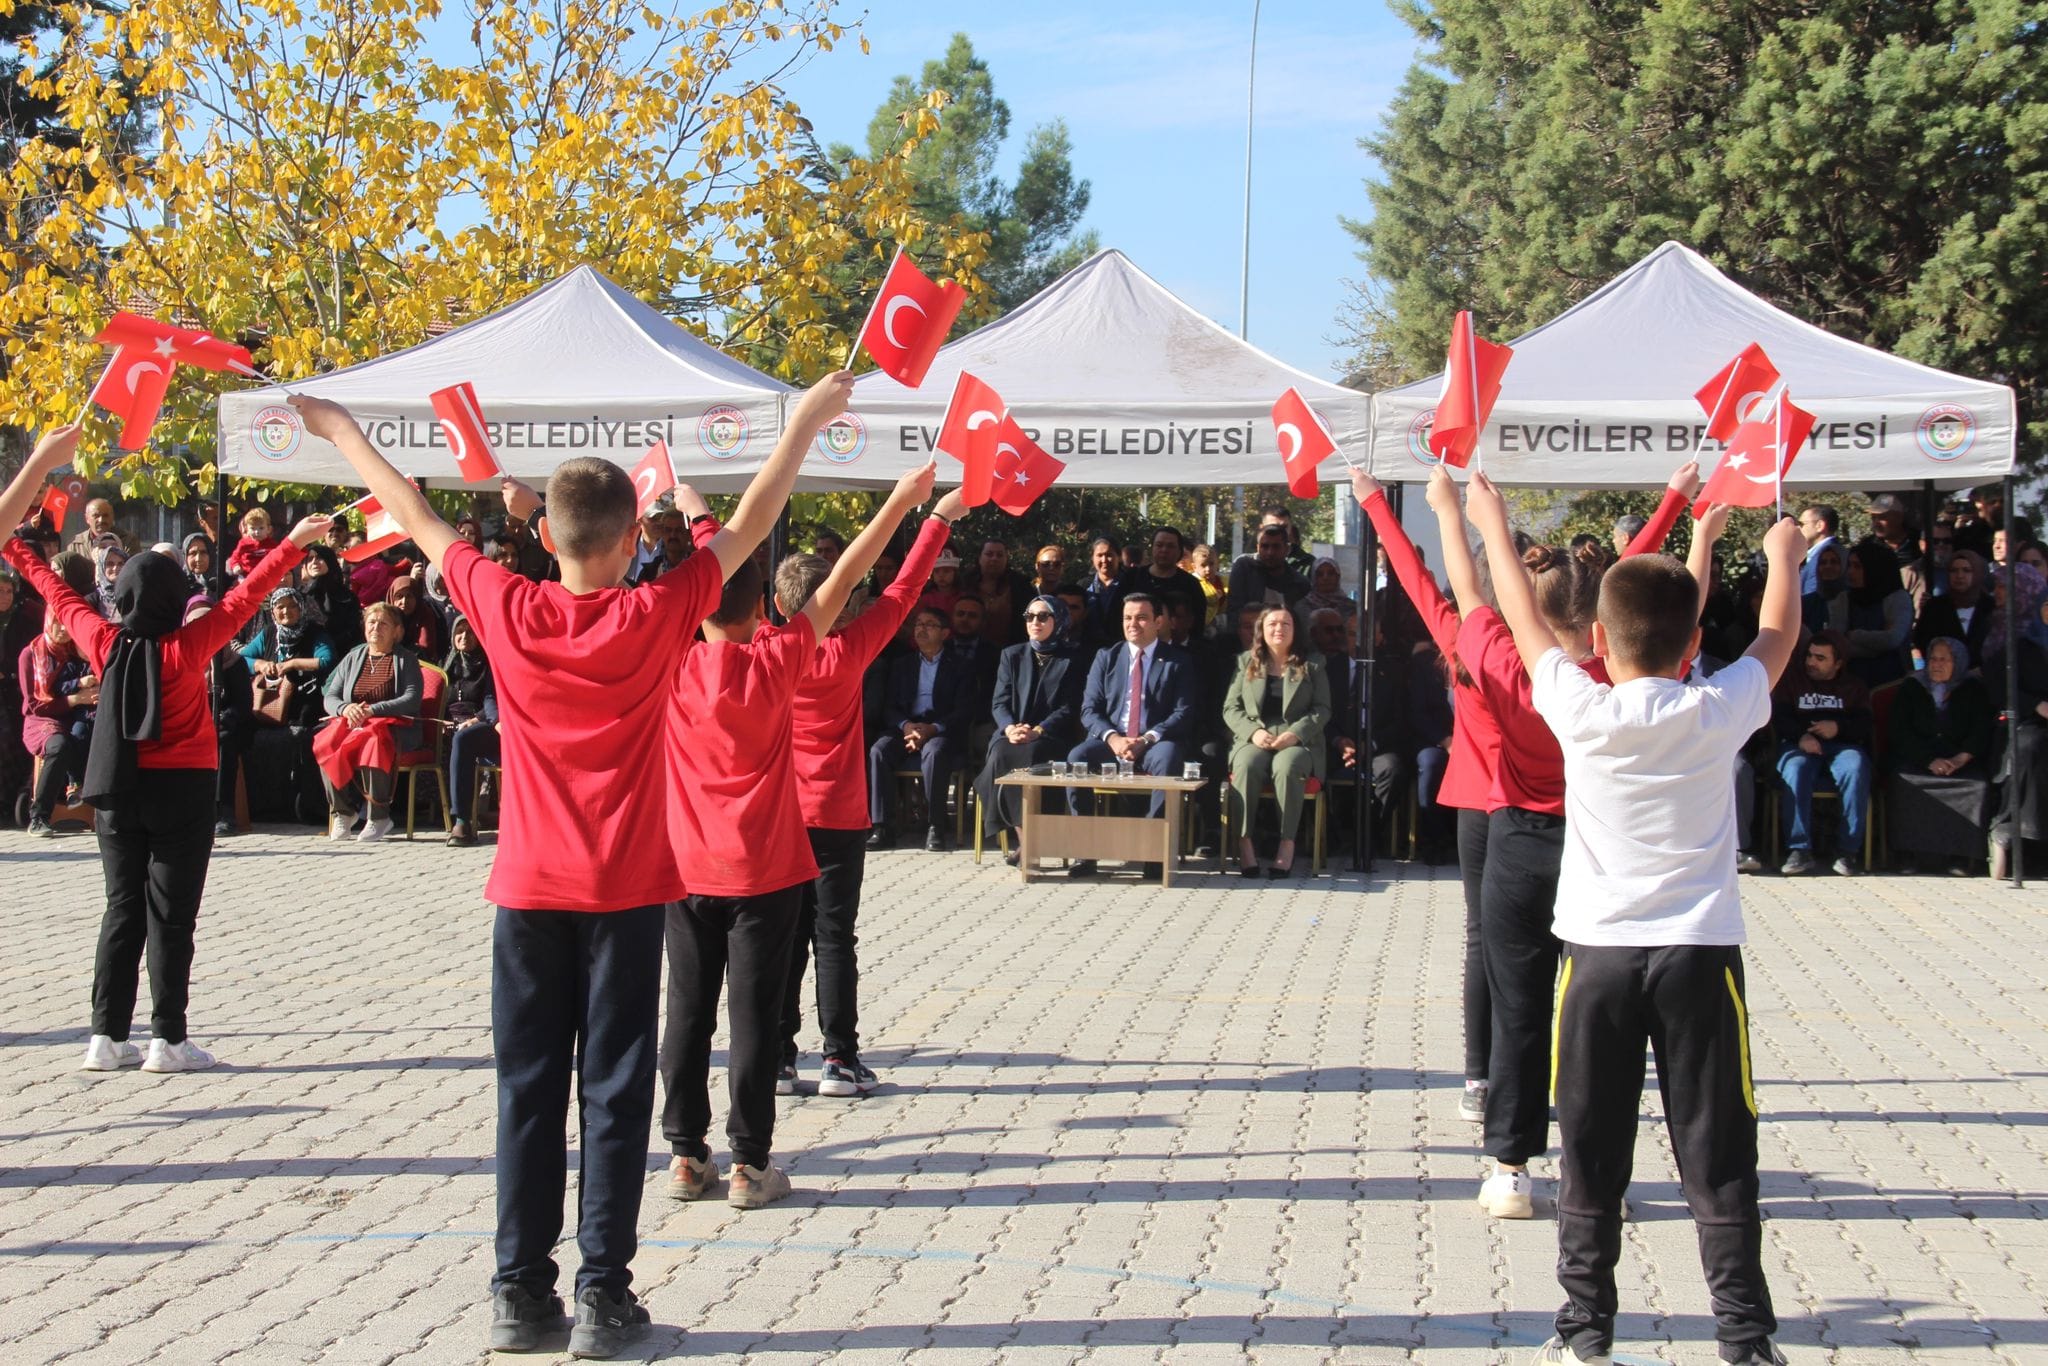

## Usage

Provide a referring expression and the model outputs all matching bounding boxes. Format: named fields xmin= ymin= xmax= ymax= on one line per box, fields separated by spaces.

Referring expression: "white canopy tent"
xmin=826 ymin=248 xmax=1372 ymax=491
xmin=1366 ymin=241 xmax=2016 ymax=489
xmin=216 ymin=266 xmax=791 ymax=492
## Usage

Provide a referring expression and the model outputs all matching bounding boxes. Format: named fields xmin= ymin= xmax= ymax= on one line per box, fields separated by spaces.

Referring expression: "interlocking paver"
xmin=2 ymin=827 xmax=2044 ymax=1362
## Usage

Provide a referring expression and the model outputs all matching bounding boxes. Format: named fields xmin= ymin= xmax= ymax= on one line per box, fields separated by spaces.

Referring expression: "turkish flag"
xmin=629 ymin=441 xmax=679 ymax=517
xmin=341 ymin=493 xmax=407 ymax=563
xmin=1271 ymin=387 xmax=1339 ymax=498
xmin=1694 ymin=343 xmax=1782 ymax=443
xmin=39 ymin=485 xmax=72 ymax=532
xmin=97 ymin=312 xmax=257 ymax=376
xmin=429 ymin=382 xmax=503 ymax=482
xmin=935 ymin=371 xmax=1007 ymax=507
xmin=88 ymin=343 xmax=176 ymax=450
xmin=855 ymin=249 xmax=965 ymax=388
xmin=1691 ymin=393 xmax=1816 ymax=515
xmin=989 ymin=418 xmax=1065 ymax=515
xmin=1430 ymin=311 xmax=1513 ymax=468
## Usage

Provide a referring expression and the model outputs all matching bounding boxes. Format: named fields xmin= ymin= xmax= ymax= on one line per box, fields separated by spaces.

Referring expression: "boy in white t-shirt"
xmin=1465 ymin=473 xmax=1805 ymax=1366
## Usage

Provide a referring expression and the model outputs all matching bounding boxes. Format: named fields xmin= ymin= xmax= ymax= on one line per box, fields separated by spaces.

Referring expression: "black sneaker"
xmin=1719 ymin=1339 xmax=1789 ymax=1365
xmin=818 ymin=1056 xmax=879 ymax=1097
xmin=566 ymin=1286 xmax=649 ymax=1360
xmin=1830 ymin=852 xmax=1860 ymax=877
xmin=1780 ymin=849 xmax=1818 ymax=876
xmin=487 ymin=1282 xmax=564 ymax=1352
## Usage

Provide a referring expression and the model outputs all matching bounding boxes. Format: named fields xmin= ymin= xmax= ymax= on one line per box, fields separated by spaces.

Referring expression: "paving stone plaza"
xmin=1 ymin=828 xmax=2043 ymax=1364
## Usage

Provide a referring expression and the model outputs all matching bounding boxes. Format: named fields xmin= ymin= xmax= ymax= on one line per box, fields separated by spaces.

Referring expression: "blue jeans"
xmin=1776 ymin=742 xmax=1869 ymax=852
xmin=448 ymin=721 xmax=500 ymax=822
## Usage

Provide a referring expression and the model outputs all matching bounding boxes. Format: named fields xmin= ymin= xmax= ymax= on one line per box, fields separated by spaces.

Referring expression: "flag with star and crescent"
xmin=854 ymin=249 xmax=965 ymax=388
xmin=88 ymin=312 xmax=257 ymax=449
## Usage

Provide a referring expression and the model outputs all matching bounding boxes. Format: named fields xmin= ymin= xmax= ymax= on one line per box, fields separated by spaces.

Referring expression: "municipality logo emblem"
xmin=1916 ymin=405 xmax=1976 ymax=462
xmin=817 ymin=413 xmax=866 ymax=465
xmin=252 ymin=405 xmax=301 ymax=461
xmin=698 ymin=405 xmax=750 ymax=461
xmin=1406 ymin=410 xmax=1442 ymax=468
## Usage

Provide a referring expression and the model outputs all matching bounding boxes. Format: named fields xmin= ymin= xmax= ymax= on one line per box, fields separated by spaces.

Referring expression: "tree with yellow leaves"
xmin=0 ymin=0 xmax=988 ymax=502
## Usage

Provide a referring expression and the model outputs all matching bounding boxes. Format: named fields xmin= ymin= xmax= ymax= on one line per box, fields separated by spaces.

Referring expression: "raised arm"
xmin=1425 ymin=465 xmax=1486 ymax=617
xmin=705 ymin=372 xmax=853 ymax=580
xmin=0 ymin=424 xmax=81 ymax=538
xmin=799 ymin=461 xmax=936 ymax=638
xmin=289 ymin=397 xmax=462 ymax=569
xmin=1744 ymin=516 xmax=1806 ymax=686
xmin=1687 ymin=502 xmax=1732 ymax=627
xmin=1623 ymin=460 xmax=1701 ymax=559
xmin=1352 ymin=468 xmax=1459 ymax=656
xmin=1464 ymin=472 xmax=1551 ymax=675
xmin=176 ymin=516 xmax=329 ymax=662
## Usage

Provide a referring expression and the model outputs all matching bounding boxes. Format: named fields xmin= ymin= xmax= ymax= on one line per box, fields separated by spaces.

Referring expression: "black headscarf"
xmin=442 ymin=614 xmax=493 ymax=722
xmin=81 ymin=551 xmax=189 ymax=805
xmin=1847 ymin=537 xmax=1905 ymax=608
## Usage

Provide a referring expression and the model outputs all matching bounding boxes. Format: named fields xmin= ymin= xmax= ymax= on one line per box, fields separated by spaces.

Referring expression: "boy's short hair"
xmin=711 ymin=556 xmax=765 ymax=627
xmin=774 ymin=552 xmax=830 ymax=613
xmin=1597 ymin=555 xmax=1699 ymax=673
xmin=543 ymin=458 xmax=637 ymax=559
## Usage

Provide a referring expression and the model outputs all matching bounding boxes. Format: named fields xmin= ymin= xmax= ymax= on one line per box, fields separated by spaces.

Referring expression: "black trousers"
xmin=91 ymin=769 xmax=216 ymax=1044
xmin=215 ymin=724 xmax=249 ymax=819
xmin=974 ymin=732 xmax=1066 ymax=835
xmin=1455 ymin=806 xmax=1492 ymax=1083
xmin=781 ymin=827 xmax=867 ymax=1065
xmin=1480 ymin=806 xmax=1565 ymax=1165
xmin=492 ymin=904 xmax=663 ymax=1298
xmin=33 ymin=729 xmax=87 ymax=821
xmin=1553 ymin=943 xmax=1777 ymax=1357
xmin=661 ymin=887 xmax=801 ymax=1171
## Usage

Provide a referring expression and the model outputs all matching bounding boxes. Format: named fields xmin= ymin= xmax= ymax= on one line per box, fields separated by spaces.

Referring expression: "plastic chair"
xmin=24 ymin=755 xmax=95 ymax=831
xmin=394 ymin=663 xmax=450 ymax=839
xmin=892 ymin=765 xmax=968 ymax=845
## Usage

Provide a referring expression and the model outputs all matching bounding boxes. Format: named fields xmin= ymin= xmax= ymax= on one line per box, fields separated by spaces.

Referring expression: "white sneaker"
xmin=1477 ymin=1166 xmax=1535 ymax=1219
xmin=141 ymin=1038 xmax=217 ymax=1073
xmin=80 ymin=1035 xmax=142 ymax=1071
xmin=356 ymin=815 xmax=395 ymax=843
xmin=328 ymin=815 xmax=353 ymax=842
xmin=1529 ymin=1336 xmax=1612 ymax=1364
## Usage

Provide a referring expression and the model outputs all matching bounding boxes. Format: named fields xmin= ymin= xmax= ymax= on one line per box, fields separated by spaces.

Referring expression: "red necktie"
xmin=1127 ymin=648 xmax=1145 ymax=736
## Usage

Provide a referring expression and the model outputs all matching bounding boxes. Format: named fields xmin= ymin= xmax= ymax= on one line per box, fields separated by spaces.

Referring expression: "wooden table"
xmin=995 ymin=772 xmax=1206 ymax=887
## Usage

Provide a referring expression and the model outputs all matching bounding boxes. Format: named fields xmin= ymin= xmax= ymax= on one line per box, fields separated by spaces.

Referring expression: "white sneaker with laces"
xmin=141 ymin=1038 xmax=217 ymax=1073
xmin=328 ymin=815 xmax=353 ymax=842
xmin=357 ymin=815 xmax=395 ymax=843
xmin=1529 ymin=1336 xmax=1612 ymax=1364
xmin=1477 ymin=1166 xmax=1535 ymax=1218
xmin=80 ymin=1035 xmax=142 ymax=1071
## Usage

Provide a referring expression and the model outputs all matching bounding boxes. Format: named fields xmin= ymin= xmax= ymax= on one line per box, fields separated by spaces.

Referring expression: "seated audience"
xmin=19 ymin=614 xmax=97 ymax=836
xmin=1826 ymin=538 xmax=1913 ymax=688
xmin=226 ymin=506 xmax=282 ymax=581
xmin=1227 ymin=520 xmax=1312 ymax=622
xmin=385 ymin=576 xmax=446 ymax=659
xmin=1186 ymin=543 xmax=1225 ymax=628
xmin=975 ymin=594 xmax=1086 ymax=861
xmin=812 ymin=527 xmax=846 ymax=564
xmin=186 ymin=597 xmax=255 ymax=837
xmin=1610 ymin=514 xmax=1646 ymax=559
xmin=1224 ymin=608 xmax=1332 ymax=877
xmin=1032 ymin=544 xmax=1068 ymax=596
xmin=443 ymin=613 xmax=500 ymax=847
xmin=1984 ymin=563 xmax=2048 ymax=876
xmin=316 ymin=602 xmax=424 ymax=843
xmin=64 ymin=498 xmax=138 ymax=557
xmin=1065 ymin=593 xmax=1197 ymax=879
xmin=181 ymin=533 xmax=215 ymax=597
xmin=1300 ymin=558 xmax=1356 ymax=630
xmin=919 ymin=551 xmax=962 ymax=618
xmin=1082 ymin=536 xmax=1121 ymax=647
xmin=1773 ymin=630 xmax=1872 ymax=876
xmin=946 ymin=593 xmax=1000 ymax=756
xmin=867 ymin=606 xmax=972 ymax=851
xmin=1114 ymin=526 xmax=1207 ymax=626
xmin=967 ymin=539 xmax=1033 ymax=646
xmin=241 ymin=587 xmax=338 ymax=728
xmin=1867 ymin=493 xmax=1928 ymax=607
xmin=0 ymin=569 xmax=32 ymax=814
xmin=1917 ymin=550 xmax=1992 ymax=660
xmin=298 ymin=543 xmax=363 ymax=649
xmin=1799 ymin=541 xmax=1846 ymax=637
xmin=1888 ymin=636 xmax=1992 ymax=874
xmin=91 ymin=543 xmax=127 ymax=621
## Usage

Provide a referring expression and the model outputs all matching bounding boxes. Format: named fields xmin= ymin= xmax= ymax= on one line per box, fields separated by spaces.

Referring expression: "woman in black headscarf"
xmin=442 ymin=613 xmax=499 ymax=847
xmin=297 ymin=542 xmax=362 ymax=651
xmin=1825 ymin=537 xmax=1914 ymax=688
xmin=1 ymin=422 xmax=330 ymax=1074
xmin=973 ymin=593 xmax=1086 ymax=863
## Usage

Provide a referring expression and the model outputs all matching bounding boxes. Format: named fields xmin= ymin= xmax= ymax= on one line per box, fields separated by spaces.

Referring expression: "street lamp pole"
xmin=1232 ymin=0 xmax=1262 ymax=562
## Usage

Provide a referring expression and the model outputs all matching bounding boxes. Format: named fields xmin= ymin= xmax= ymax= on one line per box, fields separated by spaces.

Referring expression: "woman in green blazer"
xmin=1224 ymin=607 xmax=1332 ymax=878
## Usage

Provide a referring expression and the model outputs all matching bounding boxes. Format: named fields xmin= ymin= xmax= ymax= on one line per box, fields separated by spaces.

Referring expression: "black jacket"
xmin=990 ymin=643 xmax=1085 ymax=744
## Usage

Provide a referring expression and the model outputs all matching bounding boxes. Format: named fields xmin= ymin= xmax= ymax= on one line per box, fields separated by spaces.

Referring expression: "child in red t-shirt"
xmin=659 ymin=461 xmax=936 ymax=1211
xmin=288 ymin=377 xmax=851 ymax=1360
xmin=224 ymin=506 xmax=283 ymax=581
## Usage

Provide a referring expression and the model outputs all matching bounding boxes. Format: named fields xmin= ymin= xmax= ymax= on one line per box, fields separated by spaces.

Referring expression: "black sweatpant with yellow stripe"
xmin=1551 ymin=943 xmax=1777 ymax=1359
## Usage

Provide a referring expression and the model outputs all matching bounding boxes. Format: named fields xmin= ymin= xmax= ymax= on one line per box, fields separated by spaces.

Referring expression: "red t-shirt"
xmin=1623 ymin=488 xmax=1687 ymax=559
xmin=441 ymin=540 xmax=719 ymax=912
xmin=1362 ymin=492 xmax=1500 ymax=812
xmin=667 ymin=615 xmax=820 ymax=897
xmin=792 ymin=516 xmax=951 ymax=829
xmin=5 ymin=537 xmax=302 ymax=772
xmin=1456 ymin=608 xmax=1565 ymax=816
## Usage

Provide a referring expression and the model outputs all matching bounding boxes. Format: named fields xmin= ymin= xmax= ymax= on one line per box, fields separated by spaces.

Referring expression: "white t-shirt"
xmin=1529 ymin=648 xmax=1772 ymax=947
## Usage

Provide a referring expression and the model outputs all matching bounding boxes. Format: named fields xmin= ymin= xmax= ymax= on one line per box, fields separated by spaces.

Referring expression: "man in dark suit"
xmin=1065 ymin=593 xmax=1197 ymax=877
xmin=975 ymin=601 xmax=1086 ymax=859
xmin=867 ymin=606 xmax=972 ymax=851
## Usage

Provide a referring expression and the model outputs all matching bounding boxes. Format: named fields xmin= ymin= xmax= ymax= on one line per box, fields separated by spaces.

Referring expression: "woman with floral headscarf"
xmin=973 ymin=592 xmax=1085 ymax=861
xmin=91 ymin=542 xmax=128 ymax=622
xmin=1887 ymin=636 xmax=1993 ymax=874
xmin=1983 ymin=562 xmax=2048 ymax=875
xmin=239 ymin=585 xmax=337 ymax=729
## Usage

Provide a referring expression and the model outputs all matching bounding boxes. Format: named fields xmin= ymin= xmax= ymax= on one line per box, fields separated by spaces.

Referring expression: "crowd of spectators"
xmin=3 ymin=482 xmax=2036 ymax=879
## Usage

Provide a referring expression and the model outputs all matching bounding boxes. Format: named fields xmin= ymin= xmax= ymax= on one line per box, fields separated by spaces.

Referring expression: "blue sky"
xmin=777 ymin=2 xmax=1423 ymax=383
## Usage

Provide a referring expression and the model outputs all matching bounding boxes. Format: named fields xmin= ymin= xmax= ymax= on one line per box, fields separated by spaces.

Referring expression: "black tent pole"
xmin=2006 ymin=475 xmax=2023 ymax=889
xmin=1354 ymin=484 xmax=1379 ymax=874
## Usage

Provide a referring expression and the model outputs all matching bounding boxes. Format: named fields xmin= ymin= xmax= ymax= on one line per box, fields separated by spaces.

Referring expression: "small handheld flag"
xmin=428 ymin=382 xmax=503 ymax=483
xmin=854 ymin=249 xmax=966 ymax=388
xmin=1430 ymin=311 xmax=1512 ymax=469
xmin=989 ymin=418 xmax=1065 ymax=515
xmin=1691 ymin=390 xmax=1816 ymax=517
xmin=629 ymin=441 xmax=680 ymax=518
xmin=341 ymin=494 xmax=406 ymax=563
xmin=935 ymin=371 xmax=1007 ymax=507
xmin=1694 ymin=343 xmax=1782 ymax=444
xmin=88 ymin=312 xmax=262 ymax=449
xmin=1271 ymin=388 xmax=1339 ymax=498
xmin=39 ymin=485 xmax=72 ymax=532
